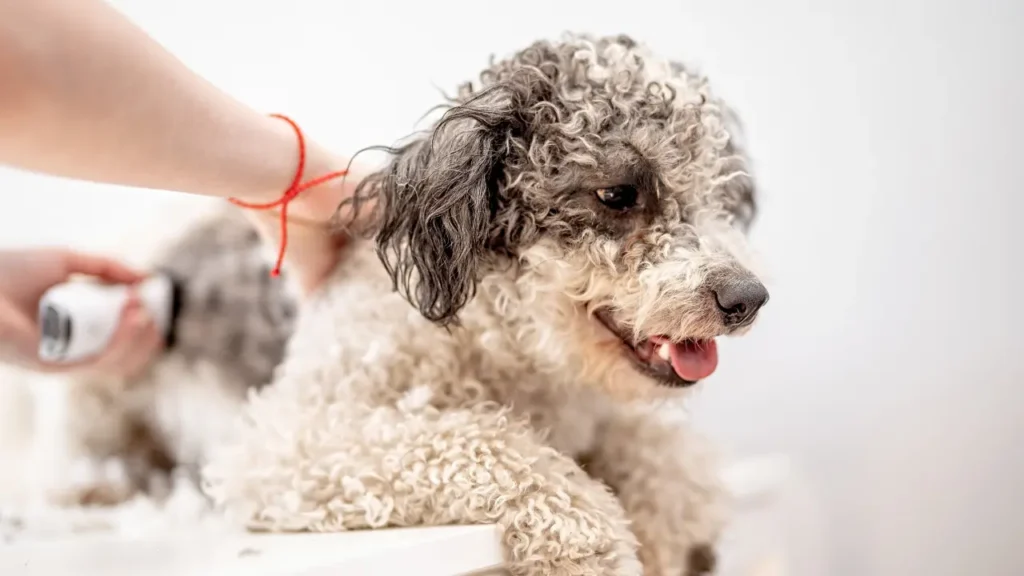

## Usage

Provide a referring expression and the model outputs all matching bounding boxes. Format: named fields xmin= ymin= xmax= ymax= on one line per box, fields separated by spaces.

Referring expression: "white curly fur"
xmin=203 ymin=243 xmax=729 ymax=575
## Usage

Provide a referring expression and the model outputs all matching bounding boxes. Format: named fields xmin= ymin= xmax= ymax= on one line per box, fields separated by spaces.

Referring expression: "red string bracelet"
xmin=229 ymin=114 xmax=348 ymax=277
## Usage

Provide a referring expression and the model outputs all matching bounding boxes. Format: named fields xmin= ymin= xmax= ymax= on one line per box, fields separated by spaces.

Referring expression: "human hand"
xmin=0 ymin=248 xmax=164 ymax=378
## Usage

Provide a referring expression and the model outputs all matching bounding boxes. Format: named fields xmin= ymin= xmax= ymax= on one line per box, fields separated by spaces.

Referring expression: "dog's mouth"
xmin=593 ymin=309 xmax=718 ymax=388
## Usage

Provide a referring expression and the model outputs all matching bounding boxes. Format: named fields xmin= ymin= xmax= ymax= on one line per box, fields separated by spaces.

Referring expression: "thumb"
xmin=62 ymin=252 xmax=147 ymax=285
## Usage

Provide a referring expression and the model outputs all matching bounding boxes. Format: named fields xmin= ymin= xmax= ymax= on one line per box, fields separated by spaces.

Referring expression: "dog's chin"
xmin=592 ymin=309 xmax=719 ymax=389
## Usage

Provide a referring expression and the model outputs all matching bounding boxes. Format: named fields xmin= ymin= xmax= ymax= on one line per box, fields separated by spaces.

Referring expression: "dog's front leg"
xmin=30 ymin=375 xmax=140 ymax=506
xmin=584 ymin=407 xmax=728 ymax=576
xmin=205 ymin=399 xmax=643 ymax=576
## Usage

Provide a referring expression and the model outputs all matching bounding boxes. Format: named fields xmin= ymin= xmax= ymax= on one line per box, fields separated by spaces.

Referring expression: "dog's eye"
xmin=594 ymin=185 xmax=639 ymax=211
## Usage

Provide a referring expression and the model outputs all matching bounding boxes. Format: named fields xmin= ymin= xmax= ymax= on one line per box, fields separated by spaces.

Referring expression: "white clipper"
xmin=37 ymin=274 xmax=180 ymax=364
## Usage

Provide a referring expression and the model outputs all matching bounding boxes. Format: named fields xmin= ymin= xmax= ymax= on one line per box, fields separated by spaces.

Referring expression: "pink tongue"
xmin=669 ymin=340 xmax=719 ymax=382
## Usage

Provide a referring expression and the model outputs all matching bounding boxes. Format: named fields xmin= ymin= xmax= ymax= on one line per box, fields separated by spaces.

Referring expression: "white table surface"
xmin=0 ymin=454 xmax=791 ymax=576
xmin=1 ymin=524 xmax=504 ymax=576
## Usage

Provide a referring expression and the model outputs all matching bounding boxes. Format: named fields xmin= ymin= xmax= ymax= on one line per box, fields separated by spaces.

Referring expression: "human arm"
xmin=0 ymin=0 xmax=365 ymax=294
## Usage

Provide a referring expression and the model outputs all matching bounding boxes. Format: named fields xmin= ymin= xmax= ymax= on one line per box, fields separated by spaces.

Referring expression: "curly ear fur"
xmin=346 ymin=86 xmax=524 ymax=326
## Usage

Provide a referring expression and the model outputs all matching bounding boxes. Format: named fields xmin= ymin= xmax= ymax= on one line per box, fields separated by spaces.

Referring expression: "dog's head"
xmin=348 ymin=34 xmax=767 ymax=395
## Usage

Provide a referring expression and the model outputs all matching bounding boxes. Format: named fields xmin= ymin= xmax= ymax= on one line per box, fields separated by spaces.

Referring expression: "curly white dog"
xmin=33 ymin=33 xmax=770 ymax=576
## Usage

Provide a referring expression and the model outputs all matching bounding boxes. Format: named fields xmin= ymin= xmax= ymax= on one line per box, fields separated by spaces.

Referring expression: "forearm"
xmin=0 ymin=0 xmax=311 ymax=201
xmin=0 ymin=0 xmax=362 ymax=293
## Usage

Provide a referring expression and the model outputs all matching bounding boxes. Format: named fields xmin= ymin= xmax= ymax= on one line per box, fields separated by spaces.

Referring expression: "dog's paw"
xmin=47 ymin=458 xmax=135 ymax=508
xmin=684 ymin=544 xmax=717 ymax=576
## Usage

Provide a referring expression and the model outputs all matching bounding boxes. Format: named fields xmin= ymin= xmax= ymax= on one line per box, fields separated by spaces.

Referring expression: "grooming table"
xmin=0 ymin=454 xmax=790 ymax=576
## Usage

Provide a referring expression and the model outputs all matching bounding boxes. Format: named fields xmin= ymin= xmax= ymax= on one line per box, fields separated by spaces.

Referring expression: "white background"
xmin=0 ymin=1 xmax=1021 ymax=574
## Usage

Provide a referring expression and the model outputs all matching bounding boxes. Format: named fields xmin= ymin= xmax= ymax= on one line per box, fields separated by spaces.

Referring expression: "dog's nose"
xmin=714 ymin=277 xmax=769 ymax=326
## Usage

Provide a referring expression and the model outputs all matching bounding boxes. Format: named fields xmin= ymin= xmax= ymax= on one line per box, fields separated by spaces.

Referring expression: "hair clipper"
xmin=37 ymin=272 xmax=184 ymax=364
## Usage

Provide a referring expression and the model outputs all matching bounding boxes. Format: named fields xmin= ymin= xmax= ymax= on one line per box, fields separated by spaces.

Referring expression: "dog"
xmin=36 ymin=33 xmax=768 ymax=576
xmin=28 ymin=209 xmax=298 ymax=506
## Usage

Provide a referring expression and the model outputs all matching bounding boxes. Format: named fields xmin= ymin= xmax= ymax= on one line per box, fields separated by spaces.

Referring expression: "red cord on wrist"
xmin=229 ymin=113 xmax=348 ymax=277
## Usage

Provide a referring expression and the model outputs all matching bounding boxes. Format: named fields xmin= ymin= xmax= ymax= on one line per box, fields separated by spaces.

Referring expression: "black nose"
xmin=714 ymin=277 xmax=769 ymax=326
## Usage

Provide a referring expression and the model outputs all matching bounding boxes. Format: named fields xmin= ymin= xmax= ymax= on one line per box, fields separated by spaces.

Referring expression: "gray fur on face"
xmin=341 ymin=33 xmax=761 ymax=333
xmin=154 ymin=211 xmax=297 ymax=389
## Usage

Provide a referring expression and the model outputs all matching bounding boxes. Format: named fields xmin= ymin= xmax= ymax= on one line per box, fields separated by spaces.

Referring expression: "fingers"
xmin=90 ymin=292 xmax=164 ymax=378
xmin=61 ymin=251 xmax=147 ymax=285
xmin=99 ymin=314 xmax=163 ymax=379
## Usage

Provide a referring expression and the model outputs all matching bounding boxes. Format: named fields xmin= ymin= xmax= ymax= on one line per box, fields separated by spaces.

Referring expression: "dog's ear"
xmin=351 ymin=86 xmax=520 ymax=326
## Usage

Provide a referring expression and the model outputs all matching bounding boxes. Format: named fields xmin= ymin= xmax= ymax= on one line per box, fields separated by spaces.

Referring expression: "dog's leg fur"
xmin=30 ymin=375 xmax=168 ymax=506
xmin=210 ymin=405 xmax=642 ymax=575
xmin=204 ymin=251 xmax=643 ymax=576
xmin=584 ymin=407 xmax=728 ymax=576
